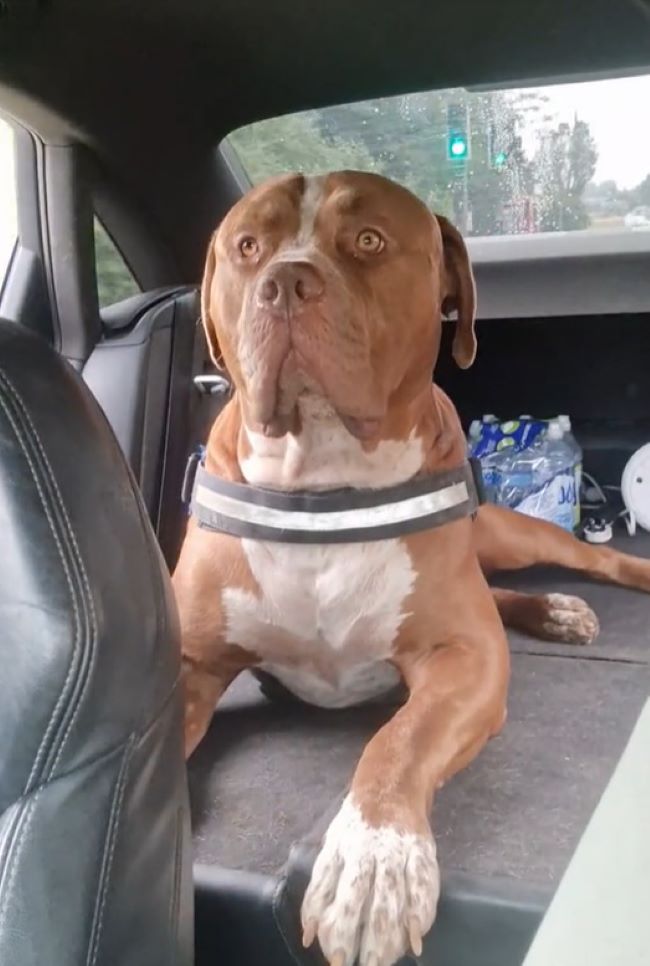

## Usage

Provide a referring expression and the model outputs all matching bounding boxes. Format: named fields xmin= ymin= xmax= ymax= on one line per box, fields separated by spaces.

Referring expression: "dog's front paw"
xmin=301 ymin=795 xmax=439 ymax=966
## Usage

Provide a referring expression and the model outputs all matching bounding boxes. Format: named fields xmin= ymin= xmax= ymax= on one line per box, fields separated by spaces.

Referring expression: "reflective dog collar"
xmin=184 ymin=450 xmax=485 ymax=544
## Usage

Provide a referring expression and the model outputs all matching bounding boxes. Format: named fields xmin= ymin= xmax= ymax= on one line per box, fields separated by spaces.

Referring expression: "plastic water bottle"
xmin=470 ymin=415 xmax=548 ymax=505
xmin=558 ymin=414 xmax=582 ymax=528
xmin=470 ymin=418 xmax=501 ymax=502
xmin=545 ymin=420 xmax=578 ymax=530
xmin=468 ymin=419 xmax=482 ymax=443
xmin=511 ymin=420 xmax=575 ymax=531
xmin=496 ymin=420 xmax=577 ymax=531
xmin=495 ymin=435 xmax=546 ymax=509
xmin=468 ymin=418 xmax=494 ymax=500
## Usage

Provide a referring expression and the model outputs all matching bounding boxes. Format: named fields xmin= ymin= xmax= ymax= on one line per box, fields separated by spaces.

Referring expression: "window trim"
xmin=219 ymin=138 xmax=253 ymax=195
xmin=1 ymin=105 xmax=182 ymax=363
xmin=37 ymin=141 xmax=101 ymax=364
xmin=0 ymin=118 xmax=55 ymax=344
xmin=0 ymin=240 xmax=18 ymax=305
xmin=91 ymin=170 xmax=177 ymax=296
xmin=468 ymin=229 xmax=650 ymax=265
xmin=0 ymin=117 xmax=18 ymax=297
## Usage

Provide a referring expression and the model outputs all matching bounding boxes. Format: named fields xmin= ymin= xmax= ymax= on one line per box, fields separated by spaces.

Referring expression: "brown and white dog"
xmin=174 ymin=171 xmax=650 ymax=966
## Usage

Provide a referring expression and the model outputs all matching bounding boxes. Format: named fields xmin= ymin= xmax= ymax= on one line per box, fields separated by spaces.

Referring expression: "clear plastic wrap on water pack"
xmin=468 ymin=415 xmax=581 ymax=532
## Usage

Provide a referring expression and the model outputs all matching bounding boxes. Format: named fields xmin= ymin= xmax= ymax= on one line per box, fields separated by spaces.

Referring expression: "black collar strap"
xmin=186 ymin=453 xmax=485 ymax=544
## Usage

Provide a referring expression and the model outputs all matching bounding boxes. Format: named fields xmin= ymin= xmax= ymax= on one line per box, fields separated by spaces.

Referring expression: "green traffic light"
xmin=448 ymin=135 xmax=468 ymax=159
xmin=494 ymin=151 xmax=507 ymax=167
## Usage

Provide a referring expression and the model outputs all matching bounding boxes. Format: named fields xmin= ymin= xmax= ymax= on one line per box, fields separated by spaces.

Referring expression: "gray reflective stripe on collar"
xmin=190 ymin=461 xmax=482 ymax=544
xmin=195 ymin=478 xmax=470 ymax=532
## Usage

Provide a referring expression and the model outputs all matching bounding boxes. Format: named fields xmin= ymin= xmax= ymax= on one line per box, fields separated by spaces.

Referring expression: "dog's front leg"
xmin=182 ymin=655 xmax=244 ymax=758
xmin=301 ymin=606 xmax=509 ymax=966
xmin=173 ymin=527 xmax=254 ymax=758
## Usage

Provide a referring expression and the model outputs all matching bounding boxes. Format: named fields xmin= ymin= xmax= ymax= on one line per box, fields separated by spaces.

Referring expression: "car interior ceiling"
xmin=1 ymin=2 xmax=650 ymax=965
xmin=1 ymin=0 xmax=650 ymax=276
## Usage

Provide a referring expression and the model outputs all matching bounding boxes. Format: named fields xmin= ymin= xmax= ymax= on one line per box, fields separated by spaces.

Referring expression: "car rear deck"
xmin=188 ymin=531 xmax=650 ymax=965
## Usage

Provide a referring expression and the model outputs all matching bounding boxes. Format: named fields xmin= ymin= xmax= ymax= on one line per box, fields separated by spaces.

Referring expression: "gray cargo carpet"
xmin=188 ymin=532 xmax=650 ymax=886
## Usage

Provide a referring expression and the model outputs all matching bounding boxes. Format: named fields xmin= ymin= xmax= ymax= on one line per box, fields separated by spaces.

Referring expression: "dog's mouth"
xmin=241 ymin=300 xmax=386 ymax=441
xmin=247 ymin=352 xmax=383 ymax=442
xmin=252 ymin=355 xmax=304 ymax=438
xmin=337 ymin=415 xmax=382 ymax=440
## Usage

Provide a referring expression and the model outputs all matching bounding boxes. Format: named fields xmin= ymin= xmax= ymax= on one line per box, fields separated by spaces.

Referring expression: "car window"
xmin=0 ymin=116 xmax=17 ymax=286
xmin=94 ymin=216 xmax=140 ymax=308
xmin=227 ymin=73 xmax=650 ymax=246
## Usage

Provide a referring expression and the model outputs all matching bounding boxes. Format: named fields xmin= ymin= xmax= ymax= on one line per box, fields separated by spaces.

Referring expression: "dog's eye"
xmin=239 ymin=236 xmax=259 ymax=258
xmin=355 ymin=228 xmax=385 ymax=254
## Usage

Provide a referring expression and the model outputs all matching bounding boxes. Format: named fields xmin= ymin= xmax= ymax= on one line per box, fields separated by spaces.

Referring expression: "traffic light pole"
xmin=447 ymin=101 xmax=471 ymax=234
xmin=461 ymin=166 xmax=470 ymax=234
xmin=451 ymin=163 xmax=470 ymax=234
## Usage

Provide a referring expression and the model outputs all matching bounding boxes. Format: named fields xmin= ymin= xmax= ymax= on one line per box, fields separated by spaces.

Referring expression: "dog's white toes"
xmin=301 ymin=796 xmax=440 ymax=966
xmin=542 ymin=593 xmax=600 ymax=645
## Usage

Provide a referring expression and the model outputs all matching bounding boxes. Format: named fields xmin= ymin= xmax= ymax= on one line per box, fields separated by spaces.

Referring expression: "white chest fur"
xmin=222 ymin=396 xmax=423 ymax=707
xmin=239 ymin=396 xmax=424 ymax=491
xmin=223 ymin=539 xmax=415 ymax=707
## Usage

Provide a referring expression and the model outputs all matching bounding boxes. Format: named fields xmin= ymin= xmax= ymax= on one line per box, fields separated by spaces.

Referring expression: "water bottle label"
xmin=574 ymin=461 xmax=582 ymax=527
xmin=514 ymin=471 xmax=576 ymax=532
xmin=483 ymin=467 xmax=499 ymax=486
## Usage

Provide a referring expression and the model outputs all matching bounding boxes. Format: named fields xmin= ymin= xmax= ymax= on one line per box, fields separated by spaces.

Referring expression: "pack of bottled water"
xmin=468 ymin=414 xmax=582 ymax=532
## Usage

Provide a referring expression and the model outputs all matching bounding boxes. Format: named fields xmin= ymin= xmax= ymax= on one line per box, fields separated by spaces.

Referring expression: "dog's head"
xmin=201 ymin=171 xmax=476 ymax=440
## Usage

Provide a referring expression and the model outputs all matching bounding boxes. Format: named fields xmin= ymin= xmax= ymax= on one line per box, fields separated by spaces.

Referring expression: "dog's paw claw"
xmin=302 ymin=920 xmax=317 ymax=948
xmin=408 ymin=916 xmax=423 ymax=957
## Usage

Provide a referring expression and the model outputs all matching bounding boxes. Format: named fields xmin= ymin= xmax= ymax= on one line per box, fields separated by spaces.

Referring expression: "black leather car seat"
xmin=82 ymin=287 xmax=201 ymax=568
xmin=0 ymin=319 xmax=193 ymax=966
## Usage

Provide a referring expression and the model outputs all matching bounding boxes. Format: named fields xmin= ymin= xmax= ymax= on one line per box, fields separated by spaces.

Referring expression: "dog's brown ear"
xmin=200 ymin=231 xmax=225 ymax=370
xmin=437 ymin=215 xmax=477 ymax=369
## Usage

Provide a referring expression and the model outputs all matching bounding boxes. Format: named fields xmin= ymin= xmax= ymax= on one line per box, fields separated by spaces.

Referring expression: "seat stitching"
xmin=0 ymin=797 xmax=39 ymax=932
xmin=0 ymin=373 xmax=82 ymax=790
xmin=168 ymin=806 xmax=185 ymax=953
xmin=0 ymin=370 xmax=98 ymax=777
xmin=0 ymin=674 xmax=182 ymax=830
xmin=128 ymin=457 xmax=169 ymax=693
xmin=0 ymin=734 xmax=131 ymax=942
xmin=0 ymin=370 xmax=93 ymax=928
xmin=86 ymin=736 xmax=135 ymax=966
xmin=0 ymin=361 xmax=172 ymax=941
xmin=0 ymin=803 xmax=21 ymax=867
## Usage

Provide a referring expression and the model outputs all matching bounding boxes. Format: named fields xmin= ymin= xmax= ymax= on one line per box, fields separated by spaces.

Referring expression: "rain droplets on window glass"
xmin=229 ymin=74 xmax=650 ymax=239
